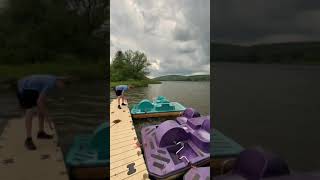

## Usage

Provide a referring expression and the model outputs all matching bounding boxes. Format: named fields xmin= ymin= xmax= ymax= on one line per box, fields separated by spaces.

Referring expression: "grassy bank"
xmin=0 ymin=62 xmax=106 ymax=82
xmin=111 ymin=79 xmax=161 ymax=88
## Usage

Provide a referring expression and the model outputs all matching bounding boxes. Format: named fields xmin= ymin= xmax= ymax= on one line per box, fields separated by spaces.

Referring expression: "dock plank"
xmin=0 ymin=118 xmax=68 ymax=180
xmin=110 ymin=100 xmax=149 ymax=180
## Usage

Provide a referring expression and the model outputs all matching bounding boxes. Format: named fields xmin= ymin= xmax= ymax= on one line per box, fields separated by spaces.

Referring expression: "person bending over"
xmin=17 ymin=75 xmax=66 ymax=150
xmin=114 ymin=85 xmax=130 ymax=109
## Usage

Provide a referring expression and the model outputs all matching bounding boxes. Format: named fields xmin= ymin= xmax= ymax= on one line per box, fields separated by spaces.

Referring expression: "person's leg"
xmin=25 ymin=109 xmax=34 ymax=139
xmin=121 ymin=94 xmax=127 ymax=105
xmin=38 ymin=112 xmax=44 ymax=132
xmin=20 ymin=90 xmax=38 ymax=150
xmin=25 ymin=108 xmax=37 ymax=150
xmin=37 ymin=110 xmax=54 ymax=139
xmin=117 ymin=96 xmax=121 ymax=109
xmin=115 ymin=90 xmax=122 ymax=109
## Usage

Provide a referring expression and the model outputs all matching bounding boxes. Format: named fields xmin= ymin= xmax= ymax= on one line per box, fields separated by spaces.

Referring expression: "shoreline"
xmin=0 ymin=62 xmax=107 ymax=87
xmin=111 ymin=80 xmax=161 ymax=87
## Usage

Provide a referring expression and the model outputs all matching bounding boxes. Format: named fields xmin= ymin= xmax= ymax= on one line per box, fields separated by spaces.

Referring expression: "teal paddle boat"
xmin=66 ymin=122 xmax=109 ymax=179
xmin=211 ymin=129 xmax=244 ymax=175
xmin=212 ymin=129 xmax=244 ymax=158
xmin=130 ymin=96 xmax=186 ymax=119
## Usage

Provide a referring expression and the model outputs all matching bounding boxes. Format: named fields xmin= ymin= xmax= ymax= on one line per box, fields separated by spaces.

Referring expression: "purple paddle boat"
xmin=141 ymin=108 xmax=210 ymax=179
xmin=214 ymin=148 xmax=320 ymax=180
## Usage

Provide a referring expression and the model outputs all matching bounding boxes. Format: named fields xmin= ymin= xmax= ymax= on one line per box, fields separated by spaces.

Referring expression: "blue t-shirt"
xmin=18 ymin=75 xmax=57 ymax=94
xmin=115 ymin=85 xmax=128 ymax=91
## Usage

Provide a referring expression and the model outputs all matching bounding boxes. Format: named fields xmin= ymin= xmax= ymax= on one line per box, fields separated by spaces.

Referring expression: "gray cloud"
xmin=174 ymin=26 xmax=193 ymax=41
xmin=111 ymin=0 xmax=210 ymax=78
xmin=213 ymin=0 xmax=320 ymax=44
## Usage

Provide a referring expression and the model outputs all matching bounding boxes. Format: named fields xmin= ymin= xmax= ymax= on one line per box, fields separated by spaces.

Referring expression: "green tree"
xmin=0 ymin=0 xmax=108 ymax=64
xmin=111 ymin=50 xmax=151 ymax=81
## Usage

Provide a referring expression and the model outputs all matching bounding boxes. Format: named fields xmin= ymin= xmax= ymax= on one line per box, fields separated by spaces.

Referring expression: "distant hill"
xmin=153 ymin=75 xmax=210 ymax=81
xmin=212 ymin=42 xmax=320 ymax=64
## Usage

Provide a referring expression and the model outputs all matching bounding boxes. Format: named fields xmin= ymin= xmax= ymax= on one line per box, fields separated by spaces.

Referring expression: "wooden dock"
xmin=0 ymin=117 xmax=68 ymax=180
xmin=110 ymin=99 xmax=149 ymax=180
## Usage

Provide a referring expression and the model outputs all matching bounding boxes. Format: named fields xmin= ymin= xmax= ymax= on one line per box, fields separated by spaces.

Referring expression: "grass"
xmin=111 ymin=79 xmax=161 ymax=88
xmin=0 ymin=61 xmax=106 ymax=82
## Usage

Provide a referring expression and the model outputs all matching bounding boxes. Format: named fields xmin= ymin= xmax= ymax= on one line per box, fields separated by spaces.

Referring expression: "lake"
xmin=110 ymin=81 xmax=211 ymax=142
xmin=213 ymin=63 xmax=320 ymax=172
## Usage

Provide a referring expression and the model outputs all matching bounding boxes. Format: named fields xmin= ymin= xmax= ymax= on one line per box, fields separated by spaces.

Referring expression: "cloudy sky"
xmin=110 ymin=0 xmax=210 ymax=78
xmin=213 ymin=0 xmax=320 ymax=45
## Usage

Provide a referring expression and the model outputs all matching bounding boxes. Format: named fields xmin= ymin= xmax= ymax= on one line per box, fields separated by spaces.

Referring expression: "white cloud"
xmin=110 ymin=0 xmax=210 ymax=77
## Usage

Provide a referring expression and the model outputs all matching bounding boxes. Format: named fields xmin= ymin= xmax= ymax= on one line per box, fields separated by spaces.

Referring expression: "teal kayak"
xmin=131 ymin=96 xmax=186 ymax=119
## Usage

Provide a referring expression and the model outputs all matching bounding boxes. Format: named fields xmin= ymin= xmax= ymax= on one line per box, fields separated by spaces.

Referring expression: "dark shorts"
xmin=115 ymin=90 xmax=123 ymax=97
xmin=17 ymin=89 xmax=39 ymax=109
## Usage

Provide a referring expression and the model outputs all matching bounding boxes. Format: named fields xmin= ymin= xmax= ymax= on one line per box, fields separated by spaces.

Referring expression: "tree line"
xmin=110 ymin=50 xmax=151 ymax=82
xmin=0 ymin=0 xmax=109 ymax=65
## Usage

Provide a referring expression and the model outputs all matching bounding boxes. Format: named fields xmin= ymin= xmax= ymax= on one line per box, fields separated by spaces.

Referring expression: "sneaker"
xmin=122 ymin=103 xmax=127 ymax=106
xmin=118 ymin=105 xmax=122 ymax=109
xmin=25 ymin=138 xmax=37 ymax=150
xmin=37 ymin=131 xmax=54 ymax=139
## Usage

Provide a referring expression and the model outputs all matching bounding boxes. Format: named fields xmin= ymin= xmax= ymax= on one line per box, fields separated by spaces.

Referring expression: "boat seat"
xmin=137 ymin=99 xmax=154 ymax=112
xmin=177 ymin=108 xmax=201 ymax=124
xmin=202 ymin=118 xmax=210 ymax=132
xmin=155 ymin=103 xmax=175 ymax=111
xmin=187 ymin=116 xmax=210 ymax=153
xmin=155 ymin=96 xmax=170 ymax=103
xmin=155 ymin=120 xmax=189 ymax=147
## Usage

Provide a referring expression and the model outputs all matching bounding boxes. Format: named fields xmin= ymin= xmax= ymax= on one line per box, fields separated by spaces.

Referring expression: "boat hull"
xmin=132 ymin=111 xmax=182 ymax=119
xmin=69 ymin=166 xmax=109 ymax=179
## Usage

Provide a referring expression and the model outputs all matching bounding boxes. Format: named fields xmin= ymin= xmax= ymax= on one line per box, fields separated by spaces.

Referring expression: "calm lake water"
xmin=213 ymin=63 xmax=320 ymax=172
xmin=110 ymin=81 xmax=210 ymax=141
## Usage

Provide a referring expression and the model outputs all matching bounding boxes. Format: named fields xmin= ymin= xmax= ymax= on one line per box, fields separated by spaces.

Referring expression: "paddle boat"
xmin=141 ymin=109 xmax=210 ymax=179
xmin=65 ymin=122 xmax=109 ymax=179
xmin=211 ymin=129 xmax=244 ymax=175
xmin=212 ymin=129 xmax=244 ymax=157
xmin=214 ymin=148 xmax=320 ymax=180
xmin=130 ymin=96 xmax=186 ymax=119
xmin=184 ymin=166 xmax=210 ymax=180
